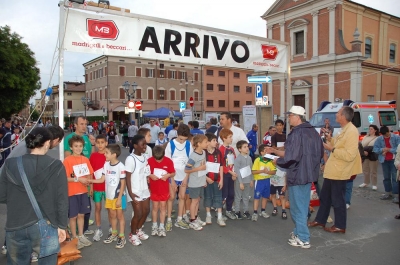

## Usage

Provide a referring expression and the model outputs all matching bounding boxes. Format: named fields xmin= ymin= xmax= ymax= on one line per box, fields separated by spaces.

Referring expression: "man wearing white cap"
xmin=266 ymin=106 xmax=323 ymax=249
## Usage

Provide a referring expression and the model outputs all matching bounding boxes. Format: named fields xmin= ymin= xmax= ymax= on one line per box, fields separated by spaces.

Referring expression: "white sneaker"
xmin=346 ymin=204 xmax=350 ymax=210
xmin=189 ymin=221 xmax=203 ymax=231
xmin=78 ymin=235 xmax=92 ymax=247
xmin=145 ymin=216 xmax=152 ymax=223
xmin=359 ymin=183 xmax=368 ymax=188
xmin=183 ymin=214 xmax=190 ymax=224
xmin=137 ymin=229 xmax=149 ymax=240
xmin=252 ymin=213 xmax=258 ymax=222
xmin=372 ymin=186 xmax=377 ymax=191
xmin=217 ymin=218 xmax=226 ymax=227
xmin=196 ymin=216 xmax=206 ymax=226
xmin=206 ymin=215 xmax=212 ymax=224
xmin=260 ymin=211 xmax=270 ymax=218
xmin=1 ymin=246 xmax=7 ymax=255
xmin=288 ymin=235 xmax=310 ymax=249
xmin=93 ymin=229 xmax=103 ymax=242
xmin=30 ymin=252 xmax=38 ymax=263
xmin=151 ymin=226 xmax=158 ymax=236
xmin=129 ymin=234 xmax=142 ymax=246
xmin=158 ymin=227 xmax=166 ymax=237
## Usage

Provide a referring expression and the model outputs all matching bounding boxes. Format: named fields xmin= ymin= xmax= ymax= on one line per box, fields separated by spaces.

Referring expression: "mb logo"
xmin=87 ymin=19 xmax=119 ymax=40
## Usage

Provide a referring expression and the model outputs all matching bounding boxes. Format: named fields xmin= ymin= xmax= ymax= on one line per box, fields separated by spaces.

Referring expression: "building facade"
xmin=262 ymin=0 xmax=400 ymax=119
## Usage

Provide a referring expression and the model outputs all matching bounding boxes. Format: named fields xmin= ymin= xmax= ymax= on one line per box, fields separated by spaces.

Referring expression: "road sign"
xmin=179 ymin=102 xmax=186 ymax=112
xmin=189 ymin=97 xmax=194 ymax=107
xmin=262 ymin=96 xmax=269 ymax=105
xmin=255 ymin=84 xmax=263 ymax=98
xmin=135 ymin=101 xmax=142 ymax=110
xmin=247 ymin=76 xmax=272 ymax=83
xmin=127 ymin=100 xmax=135 ymax=109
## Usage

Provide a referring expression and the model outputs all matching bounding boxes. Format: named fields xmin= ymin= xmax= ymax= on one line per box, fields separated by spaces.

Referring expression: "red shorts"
xmin=150 ymin=193 xmax=170 ymax=202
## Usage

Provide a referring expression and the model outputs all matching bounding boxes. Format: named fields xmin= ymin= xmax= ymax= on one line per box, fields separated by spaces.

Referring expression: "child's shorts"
xmin=68 ymin=193 xmax=91 ymax=218
xmin=254 ymin=179 xmax=270 ymax=199
xmin=170 ymin=179 xmax=189 ymax=194
xmin=93 ymin=191 xmax=106 ymax=203
xmin=105 ymin=195 xmax=127 ymax=210
xmin=189 ymin=187 xmax=204 ymax=199
xmin=270 ymin=185 xmax=285 ymax=196
xmin=150 ymin=193 xmax=170 ymax=202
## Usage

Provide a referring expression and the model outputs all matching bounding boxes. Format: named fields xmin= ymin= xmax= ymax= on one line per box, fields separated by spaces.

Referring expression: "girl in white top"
xmin=125 ymin=135 xmax=151 ymax=246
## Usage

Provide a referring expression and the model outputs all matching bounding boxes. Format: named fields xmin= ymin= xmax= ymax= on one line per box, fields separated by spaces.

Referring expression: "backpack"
xmin=170 ymin=139 xmax=190 ymax=157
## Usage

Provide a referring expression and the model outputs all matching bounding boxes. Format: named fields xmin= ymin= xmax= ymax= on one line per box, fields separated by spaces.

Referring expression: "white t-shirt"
xmin=167 ymin=129 xmax=177 ymax=140
xmin=149 ymin=125 xmax=160 ymax=144
xmin=143 ymin=145 xmax=152 ymax=160
xmin=165 ymin=139 xmax=193 ymax=181
xmin=125 ymin=154 xmax=150 ymax=201
xmin=102 ymin=161 xmax=126 ymax=200
xmin=217 ymin=125 xmax=248 ymax=156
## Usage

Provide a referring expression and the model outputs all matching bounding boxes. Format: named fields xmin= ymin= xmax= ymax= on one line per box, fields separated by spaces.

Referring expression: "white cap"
xmin=284 ymin=106 xmax=306 ymax=116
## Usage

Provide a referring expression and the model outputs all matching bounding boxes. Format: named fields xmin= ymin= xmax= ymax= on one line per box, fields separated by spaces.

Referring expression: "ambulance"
xmin=309 ymin=100 xmax=399 ymax=139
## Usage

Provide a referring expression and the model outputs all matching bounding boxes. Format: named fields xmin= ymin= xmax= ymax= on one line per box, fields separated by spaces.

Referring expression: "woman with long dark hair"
xmin=359 ymin=125 xmax=380 ymax=190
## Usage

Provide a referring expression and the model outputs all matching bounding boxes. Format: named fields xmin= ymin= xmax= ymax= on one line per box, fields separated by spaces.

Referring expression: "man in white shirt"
xmin=148 ymin=119 xmax=160 ymax=148
xmin=216 ymin=112 xmax=248 ymax=155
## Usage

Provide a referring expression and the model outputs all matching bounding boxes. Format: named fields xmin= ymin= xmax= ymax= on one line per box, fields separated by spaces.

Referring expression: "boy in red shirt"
xmin=148 ymin=146 xmax=175 ymax=237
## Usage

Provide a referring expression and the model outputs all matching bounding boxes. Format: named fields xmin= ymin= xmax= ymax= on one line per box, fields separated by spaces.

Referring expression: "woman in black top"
xmin=107 ymin=125 xmax=118 ymax=144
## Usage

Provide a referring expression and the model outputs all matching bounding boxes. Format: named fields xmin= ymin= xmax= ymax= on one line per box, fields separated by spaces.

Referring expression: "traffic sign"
xmin=179 ymin=102 xmax=186 ymax=112
xmin=127 ymin=100 xmax=135 ymax=109
xmin=255 ymin=84 xmax=263 ymax=98
xmin=247 ymin=76 xmax=272 ymax=83
xmin=135 ymin=101 xmax=142 ymax=110
xmin=189 ymin=97 xmax=194 ymax=107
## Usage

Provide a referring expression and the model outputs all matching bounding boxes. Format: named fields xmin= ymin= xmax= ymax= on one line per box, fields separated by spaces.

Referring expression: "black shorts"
xmin=270 ymin=185 xmax=285 ymax=196
xmin=68 ymin=193 xmax=91 ymax=218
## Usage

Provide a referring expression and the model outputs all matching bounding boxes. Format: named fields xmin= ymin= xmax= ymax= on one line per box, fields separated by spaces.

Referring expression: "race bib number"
xmin=172 ymin=156 xmax=188 ymax=170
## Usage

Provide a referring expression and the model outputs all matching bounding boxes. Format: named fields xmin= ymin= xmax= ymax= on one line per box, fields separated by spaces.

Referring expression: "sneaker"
xmin=145 ymin=216 xmax=152 ymax=223
xmin=252 ymin=213 xmax=258 ymax=221
xmin=196 ymin=216 xmax=206 ymax=226
xmin=205 ymin=215 xmax=212 ymax=225
xmin=128 ymin=234 xmax=142 ymax=246
xmin=183 ymin=214 xmax=190 ymax=224
xmin=174 ymin=219 xmax=190 ymax=230
xmin=346 ymin=204 xmax=350 ymax=209
xmin=88 ymin=219 xmax=95 ymax=226
xmin=288 ymin=235 xmax=310 ymax=249
xmin=217 ymin=218 xmax=226 ymax=227
xmin=115 ymin=237 xmax=126 ymax=249
xmin=260 ymin=211 xmax=270 ymax=219
xmin=380 ymin=194 xmax=393 ymax=200
xmin=243 ymin=211 xmax=251 ymax=220
xmin=372 ymin=186 xmax=377 ymax=191
xmin=151 ymin=226 xmax=158 ymax=236
xmin=393 ymin=197 xmax=399 ymax=204
xmin=137 ymin=229 xmax=149 ymax=240
xmin=78 ymin=235 xmax=92 ymax=247
xmin=225 ymin=211 xmax=237 ymax=220
xmin=189 ymin=221 xmax=203 ymax=231
xmin=288 ymin=232 xmax=296 ymax=242
xmin=359 ymin=183 xmax=368 ymax=188
xmin=158 ymin=227 xmax=166 ymax=237
xmin=84 ymin=229 xmax=94 ymax=235
xmin=235 ymin=212 xmax=243 ymax=220
xmin=166 ymin=220 xmax=173 ymax=232
xmin=30 ymin=252 xmax=38 ymax=263
xmin=1 ymin=246 xmax=6 ymax=255
xmin=215 ymin=213 xmax=228 ymax=221
xmin=103 ymin=233 xmax=118 ymax=244
xmin=77 ymin=240 xmax=85 ymax=250
xmin=93 ymin=229 xmax=103 ymax=242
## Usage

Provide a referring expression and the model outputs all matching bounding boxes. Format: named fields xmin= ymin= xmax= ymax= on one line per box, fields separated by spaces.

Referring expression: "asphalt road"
xmin=0 ymin=142 xmax=399 ymax=265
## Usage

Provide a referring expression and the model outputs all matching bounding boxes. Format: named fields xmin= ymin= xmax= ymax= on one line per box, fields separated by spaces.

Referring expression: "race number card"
xmin=73 ymin=163 xmax=90 ymax=178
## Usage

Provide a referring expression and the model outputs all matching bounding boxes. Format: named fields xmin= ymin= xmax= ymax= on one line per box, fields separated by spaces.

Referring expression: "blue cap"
xmin=131 ymin=120 xmax=135 ymax=125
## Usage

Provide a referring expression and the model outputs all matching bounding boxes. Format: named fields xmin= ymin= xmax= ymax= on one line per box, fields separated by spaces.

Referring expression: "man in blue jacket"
xmin=267 ymin=106 xmax=323 ymax=249
xmin=373 ymin=125 xmax=400 ymax=203
xmin=246 ymin=124 xmax=258 ymax=162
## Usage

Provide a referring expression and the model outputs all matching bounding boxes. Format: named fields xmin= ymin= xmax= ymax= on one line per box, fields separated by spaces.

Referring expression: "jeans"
xmin=108 ymin=139 xmax=116 ymax=144
xmin=288 ymin=183 xmax=311 ymax=243
xmin=381 ymin=160 xmax=398 ymax=194
xmin=222 ymin=174 xmax=235 ymax=211
xmin=203 ymin=182 xmax=223 ymax=209
xmin=315 ymin=179 xmax=347 ymax=229
xmin=6 ymin=223 xmax=58 ymax=265
xmin=345 ymin=180 xmax=353 ymax=205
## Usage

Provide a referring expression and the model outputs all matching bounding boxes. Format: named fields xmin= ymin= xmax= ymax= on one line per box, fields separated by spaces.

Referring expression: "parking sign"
xmin=255 ymin=84 xmax=263 ymax=98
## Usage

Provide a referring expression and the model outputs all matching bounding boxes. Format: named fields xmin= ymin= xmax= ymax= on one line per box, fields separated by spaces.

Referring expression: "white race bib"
xmin=154 ymin=168 xmax=167 ymax=179
xmin=73 ymin=163 xmax=90 ymax=178
xmin=172 ymin=156 xmax=188 ymax=170
xmin=239 ymin=166 xmax=251 ymax=178
xmin=206 ymin=162 xmax=220 ymax=173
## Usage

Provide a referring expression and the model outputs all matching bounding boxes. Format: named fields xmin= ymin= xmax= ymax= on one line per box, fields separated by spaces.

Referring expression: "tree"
xmin=0 ymin=26 xmax=40 ymax=118
xmin=31 ymin=109 xmax=40 ymax=121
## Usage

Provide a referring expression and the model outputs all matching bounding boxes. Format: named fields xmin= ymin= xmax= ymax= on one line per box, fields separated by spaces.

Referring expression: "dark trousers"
xmin=129 ymin=137 xmax=134 ymax=153
xmin=83 ymin=198 xmax=91 ymax=232
xmin=222 ymin=173 xmax=235 ymax=211
xmin=315 ymin=178 xmax=347 ymax=229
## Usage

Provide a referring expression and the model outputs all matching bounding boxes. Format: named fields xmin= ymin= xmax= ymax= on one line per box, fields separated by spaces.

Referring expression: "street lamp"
xmin=81 ymin=97 xmax=90 ymax=117
xmin=123 ymin=81 xmax=137 ymax=122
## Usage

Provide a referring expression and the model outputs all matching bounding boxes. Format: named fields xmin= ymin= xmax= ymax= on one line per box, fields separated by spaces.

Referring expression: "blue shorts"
xmin=254 ymin=179 xmax=270 ymax=199
xmin=68 ymin=193 xmax=91 ymax=218
xmin=169 ymin=179 xmax=189 ymax=194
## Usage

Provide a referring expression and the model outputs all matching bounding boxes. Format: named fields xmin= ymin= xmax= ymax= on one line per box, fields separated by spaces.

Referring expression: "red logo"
xmin=261 ymin=44 xmax=278 ymax=61
xmin=87 ymin=19 xmax=119 ymax=40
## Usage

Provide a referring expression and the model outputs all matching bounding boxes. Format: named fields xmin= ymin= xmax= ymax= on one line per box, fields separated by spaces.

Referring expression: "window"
xmin=194 ymin=91 xmax=199 ymax=101
xmin=194 ymin=72 xmax=199 ymax=81
xmin=146 ymin=68 xmax=154 ymax=78
xmin=389 ymin=44 xmax=396 ymax=63
xmin=158 ymin=90 xmax=166 ymax=100
xmin=207 ymin=100 xmax=213 ymax=107
xmin=90 ymin=72 xmax=92 ymax=80
xmin=218 ymin=100 xmax=225 ymax=107
xmin=178 ymin=71 xmax=183 ymax=80
xmin=365 ymin=38 xmax=372 ymax=58
xmin=148 ymin=89 xmax=154 ymax=100
xmin=233 ymin=86 xmax=240 ymax=92
xmin=99 ymin=68 xmax=103 ymax=78
xmin=170 ymin=90 xmax=176 ymax=100
xmin=246 ymin=101 xmax=252 ymax=105
xmin=159 ymin=69 xmax=165 ymax=78
xmin=207 ymin=84 xmax=214 ymax=91
xmin=119 ymin=88 xmax=125 ymax=100
xmin=295 ymin=31 xmax=304 ymax=54
xmin=136 ymin=89 xmax=142 ymax=99
xmin=206 ymin=69 xmax=214 ymax=76
xmin=67 ymin=100 xmax=72 ymax=109
xmin=119 ymin=66 xmax=125 ymax=76
xmin=67 ymin=92 xmax=72 ymax=96
xmin=181 ymin=71 xmax=186 ymax=80
xmin=104 ymin=88 xmax=108 ymax=99
xmin=233 ymin=72 xmax=240 ymax=78
xmin=379 ymin=111 xmax=397 ymax=126
xmin=90 ymin=91 xmax=93 ymax=100
xmin=136 ymin=68 xmax=142 ymax=77
xmin=85 ymin=74 xmax=88 ymax=82
xmin=104 ymin=66 xmax=107 ymax=75
xmin=100 ymin=89 xmax=102 ymax=100
xmin=180 ymin=90 xmax=186 ymax=100
xmin=160 ymin=63 xmax=164 ymax=69
xmin=234 ymin=101 xmax=240 ymax=108
xmin=94 ymin=71 xmax=97 ymax=79
xmin=218 ymin=84 xmax=225 ymax=91
xmin=246 ymin=86 xmax=252 ymax=93
xmin=94 ymin=91 xmax=97 ymax=100
xmin=367 ymin=95 xmax=374 ymax=102
xmin=169 ymin=70 xmax=176 ymax=79
xmin=218 ymin=71 xmax=225 ymax=77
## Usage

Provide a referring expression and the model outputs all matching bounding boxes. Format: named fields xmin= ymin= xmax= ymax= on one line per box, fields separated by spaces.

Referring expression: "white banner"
xmin=243 ymin=105 xmax=257 ymax=135
xmin=64 ymin=9 xmax=288 ymax=73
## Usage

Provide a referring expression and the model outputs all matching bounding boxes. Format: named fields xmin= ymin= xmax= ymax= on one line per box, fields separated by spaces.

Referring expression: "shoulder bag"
xmin=17 ymin=156 xmax=60 ymax=258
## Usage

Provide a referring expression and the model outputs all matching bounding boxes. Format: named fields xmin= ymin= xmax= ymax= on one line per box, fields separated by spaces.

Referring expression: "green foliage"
xmin=0 ymin=26 xmax=41 ymax=118
xmin=31 ymin=109 xmax=40 ymax=121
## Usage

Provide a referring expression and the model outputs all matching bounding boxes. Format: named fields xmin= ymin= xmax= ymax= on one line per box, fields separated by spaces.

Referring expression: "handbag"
xmin=17 ymin=156 xmax=60 ymax=258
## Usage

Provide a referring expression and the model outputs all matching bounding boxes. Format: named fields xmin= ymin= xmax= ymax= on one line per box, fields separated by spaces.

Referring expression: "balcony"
xmin=87 ymin=100 xmax=100 ymax=110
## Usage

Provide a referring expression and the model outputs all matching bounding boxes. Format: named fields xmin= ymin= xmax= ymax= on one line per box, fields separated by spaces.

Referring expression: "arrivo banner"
xmin=64 ymin=9 xmax=288 ymax=73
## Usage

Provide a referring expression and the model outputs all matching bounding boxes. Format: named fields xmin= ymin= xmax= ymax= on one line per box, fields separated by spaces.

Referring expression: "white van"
xmin=309 ymin=100 xmax=399 ymax=138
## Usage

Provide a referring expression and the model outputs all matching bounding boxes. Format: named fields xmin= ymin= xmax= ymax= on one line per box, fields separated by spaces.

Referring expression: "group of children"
xmin=62 ymin=123 xmax=288 ymax=249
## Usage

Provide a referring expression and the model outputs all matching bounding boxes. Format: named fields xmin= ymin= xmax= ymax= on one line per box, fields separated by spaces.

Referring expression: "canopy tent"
xmin=143 ymin=107 xmax=182 ymax=118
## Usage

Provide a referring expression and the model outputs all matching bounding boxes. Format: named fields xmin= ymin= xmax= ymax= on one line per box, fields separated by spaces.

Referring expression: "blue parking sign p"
xmin=256 ymin=84 xmax=263 ymax=98
xmin=179 ymin=102 xmax=186 ymax=110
